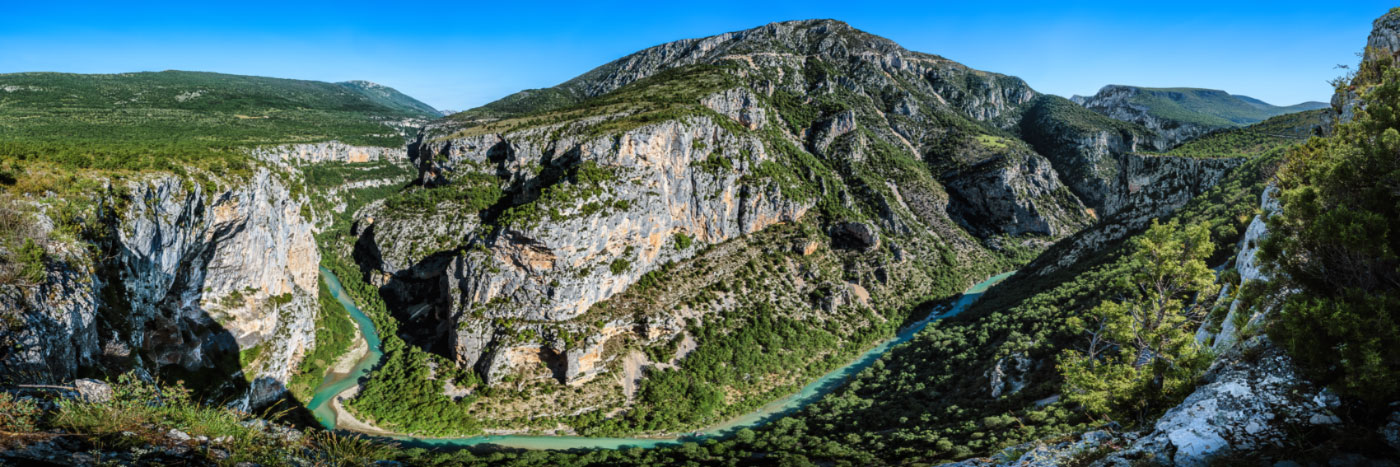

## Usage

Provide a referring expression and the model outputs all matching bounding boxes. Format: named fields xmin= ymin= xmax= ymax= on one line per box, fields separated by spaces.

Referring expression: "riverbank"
xmin=310 ymin=268 xmax=1014 ymax=449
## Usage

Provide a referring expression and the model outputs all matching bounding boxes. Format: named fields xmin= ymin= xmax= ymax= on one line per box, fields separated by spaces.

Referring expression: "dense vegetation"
xmin=1161 ymin=109 xmax=1329 ymax=158
xmin=0 ymin=375 xmax=394 ymax=465
xmin=1059 ymin=219 xmax=1217 ymax=421
xmin=0 ymin=71 xmax=432 ymax=179
xmin=322 ymin=254 xmax=485 ymax=436
xmin=287 ymin=280 xmax=358 ymax=402
xmin=1261 ymin=56 xmax=1400 ymax=405
xmin=1098 ymin=86 xmax=1326 ymax=128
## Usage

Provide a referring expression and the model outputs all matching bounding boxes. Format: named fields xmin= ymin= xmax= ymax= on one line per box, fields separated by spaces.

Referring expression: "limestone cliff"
xmin=249 ymin=141 xmax=409 ymax=165
xmin=348 ymin=19 xmax=1234 ymax=394
xmin=0 ymin=168 xmax=321 ymax=408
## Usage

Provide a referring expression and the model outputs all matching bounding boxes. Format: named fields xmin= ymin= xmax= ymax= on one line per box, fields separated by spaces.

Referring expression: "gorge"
xmin=1 ymin=7 xmax=1398 ymax=466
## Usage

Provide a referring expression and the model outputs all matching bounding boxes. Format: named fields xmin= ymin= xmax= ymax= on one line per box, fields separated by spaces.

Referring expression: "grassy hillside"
xmin=1159 ymin=109 xmax=1330 ymax=158
xmin=1115 ymin=86 xmax=1327 ymax=128
xmin=0 ymin=71 xmax=433 ymax=176
xmin=336 ymin=80 xmax=439 ymax=117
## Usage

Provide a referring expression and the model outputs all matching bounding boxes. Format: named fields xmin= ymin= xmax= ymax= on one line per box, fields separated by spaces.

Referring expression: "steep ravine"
xmin=1 ymin=167 xmax=322 ymax=408
xmin=311 ymin=267 xmax=1013 ymax=449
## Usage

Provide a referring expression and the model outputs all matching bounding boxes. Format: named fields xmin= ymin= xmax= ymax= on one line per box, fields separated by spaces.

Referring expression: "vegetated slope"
xmin=351 ymin=75 xmax=1320 ymax=466
xmin=1158 ymin=108 xmax=1331 ymax=158
xmin=1073 ymin=84 xmax=1329 ymax=148
xmin=336 ymin=79 xmax=441 ymax=117
xmin=5 ymin=10 xmax=1390 ymax=466
xmin=330 ymin=19 xmax=1238 ymax=438
xmin=0 ymin=70 xmax=436 ymax=173
xmin=0 ymin=70 xmax=433 ymax=411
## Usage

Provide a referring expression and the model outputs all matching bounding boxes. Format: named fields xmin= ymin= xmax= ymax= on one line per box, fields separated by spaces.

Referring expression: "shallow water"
xmin=309 ymin=267 xmax=1014 ymax=450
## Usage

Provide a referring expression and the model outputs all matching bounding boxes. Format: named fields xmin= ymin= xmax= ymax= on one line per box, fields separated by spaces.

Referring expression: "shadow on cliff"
xmin=344 ymin=141 xmax=587 ymax=369
xmin=77 ymin=203 xmax=322 ymax=427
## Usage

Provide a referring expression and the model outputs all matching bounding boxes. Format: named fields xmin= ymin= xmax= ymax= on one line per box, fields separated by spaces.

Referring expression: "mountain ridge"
xmin=1071 ymin=84 xmax=1329 ymax=148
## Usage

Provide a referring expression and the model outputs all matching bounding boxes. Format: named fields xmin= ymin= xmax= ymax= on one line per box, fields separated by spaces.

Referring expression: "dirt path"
xmin=672 ymin=332 xmax=697 ymax=364
xmin=620 ymin=349 xmax=647 ymax=401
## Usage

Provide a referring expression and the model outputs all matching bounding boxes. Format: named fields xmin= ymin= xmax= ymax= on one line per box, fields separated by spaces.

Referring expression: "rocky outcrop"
xmin=986 ymin=352 xmax=1031 ymax=398
xmin=249 ymin=141 xmax=408 ymax=165
xmin=1334 ymin=9 xmax=1400 ymax=125
xmin=363 ymin=114 xmax=809 ymax=382
xmin=1197 ymin=185 xmax=1279 ymax=352
xmin=1030 ymin=153 xmax=1244 ymax=275
xmin=1073 ymin=85 xmax=1217 ymax=148
xmin=0 ymin=244 xmax=101 ymax=381
xmin=1099 ymin=153 xmax=1242 ymax=221
xmin=701 ymin=88 xmax=767 ymax=130
xmin=1096 ymin=341 xmax=1342 ymax=467
xmin=0 ymin=169 xmax=320 ymax=408
xmin=942 ymin=153 xmax=1091 ymax=238
xmin=118 ymin=171 xmax=320 ymax=407
xmin=939 ymin=430 xmax=1123 ymax=467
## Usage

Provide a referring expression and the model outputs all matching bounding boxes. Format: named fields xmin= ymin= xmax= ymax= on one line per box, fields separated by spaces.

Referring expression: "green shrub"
xmin=610 ymin=258 xmax=631 ymax=275
xmin=17 ymin=238 xmax=45 ymax=283
xmin=673 ymin=232 xmax=694 ymax=250
xmin=0 ymin=392 xmax=40 ymax=432
xmin=1261 ymin=63 xmax=1400 ymax=403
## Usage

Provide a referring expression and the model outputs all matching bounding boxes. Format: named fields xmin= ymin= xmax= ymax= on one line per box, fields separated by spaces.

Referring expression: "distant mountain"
xmin=336 ymin=80 xmax=439 ymax=117
xmin=1071 ymin=85 xmax=1328 ymax=147
xmin=0 ymin=70 xmax=439 ymax=151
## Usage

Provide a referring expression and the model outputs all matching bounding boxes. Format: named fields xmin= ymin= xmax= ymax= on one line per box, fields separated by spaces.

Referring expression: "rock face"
xmin=701 ymin=87 xmax=767 ymax=130
xmin=1072 ymin=85 xmax=1219 ymax=149
xmin=364 ymin=114 xmax=810 ymax=381
xmin=940 ymin=430 xmax=1123 ymax=467
xmin=1027 ymin=153 xmax=1244 ymax=275
xmin=943 ymin=152 xmax=1091 ymax=238
xmin=1018 ymin=95 xmax=1157 ymax=212
xmin=1197 ymin=185 xmax=1279 ymax=352
xmin=1097 ymin=342 xmax=1342 ymax=467
xmin=0 ymin=169 xmax=320 ymax=408
xmin=0 ymin=250 xmax=101 ymax=382
xmin=249 ymin=141 xmax=408 ymax=165
xmin=1334 ymin=9 xmax=1400 ymax=125
xmin=354 ymin=19 xmax=1249 ymax=390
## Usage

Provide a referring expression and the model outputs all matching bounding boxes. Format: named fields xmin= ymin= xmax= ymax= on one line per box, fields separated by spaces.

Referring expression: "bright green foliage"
xmin=1260 ymin=59 xmax=1400 ymax=404
xmin=673 ymin=232 xmax=693 ymax=249
xmin=0 ymin=71 xmax=431 ymax=180
xmin=1108 ymin=86 xmax=1326 ymax=128
xmin=1059 ymin=219 xmax=1217 ymax=420
xmin=288 ymin=279 xmax=358 ymax=401
xmin=1162 ymin=109 xmax=1329 ymax=159
xmin=609 ymin=258 xmax=631 ymax=275
xmin=0 ymin=392 xmax=39 ymax=432
xmin=383 ymin=172 xmax=503 ymax=214
xmin=16 ymin=238 xmax=45 ymax=283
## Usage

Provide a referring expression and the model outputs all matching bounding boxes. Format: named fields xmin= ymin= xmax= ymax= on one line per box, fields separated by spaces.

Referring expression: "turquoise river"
xmin=306 ymin=267 xmax=1014 ymax=450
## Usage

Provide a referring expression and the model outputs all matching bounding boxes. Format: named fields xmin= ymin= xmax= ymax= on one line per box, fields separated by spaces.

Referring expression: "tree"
xmin=1059 ymin=219 xmax=1218 ymax=420
xmin=1259 ymin=58 xmax=1400 ymax=404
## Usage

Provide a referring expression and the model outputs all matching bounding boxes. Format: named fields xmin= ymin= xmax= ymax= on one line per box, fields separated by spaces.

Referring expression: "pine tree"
xmin=1059 ymin=219 xmax=1218 ymax=420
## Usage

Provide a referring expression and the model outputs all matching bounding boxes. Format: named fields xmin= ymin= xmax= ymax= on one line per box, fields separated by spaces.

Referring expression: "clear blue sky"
xmin=0 ymin=1 xmax=1392 ymax=111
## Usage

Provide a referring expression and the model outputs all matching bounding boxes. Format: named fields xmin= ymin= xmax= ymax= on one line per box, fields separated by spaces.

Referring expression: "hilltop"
xmin=1072 ymin=84 xmax=1327 ymax=147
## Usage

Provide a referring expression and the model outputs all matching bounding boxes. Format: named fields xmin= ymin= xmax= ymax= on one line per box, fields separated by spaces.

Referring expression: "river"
xmin=306 ymin=267 xmax=1014 ymax=450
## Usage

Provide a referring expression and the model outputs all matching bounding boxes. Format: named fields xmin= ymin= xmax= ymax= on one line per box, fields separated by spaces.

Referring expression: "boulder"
xmin=72 ymin=378 xmax=112 ymax=404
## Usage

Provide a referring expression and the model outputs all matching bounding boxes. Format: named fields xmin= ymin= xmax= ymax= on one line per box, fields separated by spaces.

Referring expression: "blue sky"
xmin=0 ymin=1 xmax=1392 ymax=111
